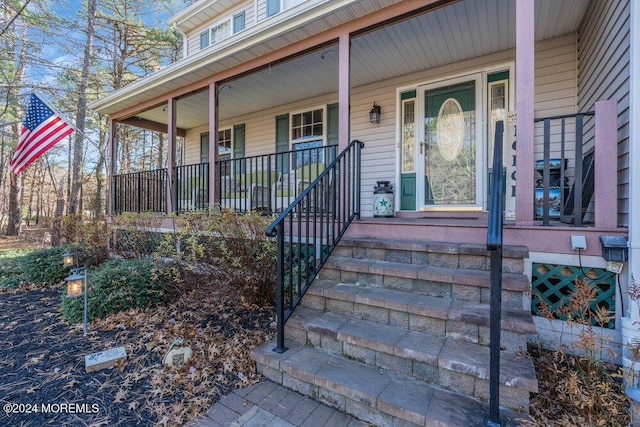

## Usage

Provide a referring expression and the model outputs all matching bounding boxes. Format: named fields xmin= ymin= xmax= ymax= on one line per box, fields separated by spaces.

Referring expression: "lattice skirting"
xmin=531 ymin=262 xmax=616 ymax=329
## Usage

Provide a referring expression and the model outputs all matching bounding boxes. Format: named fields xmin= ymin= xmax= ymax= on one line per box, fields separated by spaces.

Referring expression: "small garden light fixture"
xmin=63 ymin=252 xmax=89 ymax=335
xmin=62 ymin=251 xmax=75 ymax=268
xmin=369 ymin=102 xmax=381 ymax=124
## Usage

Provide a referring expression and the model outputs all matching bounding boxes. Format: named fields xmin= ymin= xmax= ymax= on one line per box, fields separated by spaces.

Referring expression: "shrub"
xmin=109 ymin=213 xmax=166 ymax=259
xmin=530 ymin=278 xmax=628 ymax=426
xmin=14 ymin=246 xmax=73 ymax=287
xmin=164 ymin=209 xmax=276 ymax=305
xmin=60 ymin=259 xmax=176 ymax=323
xmin=0 ymin=248 xmax=31 ymax=286
xmin=61 ymin=215 xmax=109 ymax=265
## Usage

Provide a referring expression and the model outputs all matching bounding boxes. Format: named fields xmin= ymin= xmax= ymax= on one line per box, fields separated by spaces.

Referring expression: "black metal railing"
xmin=112 ymin=145 xmax=339 ymax=215
xmin=216 ymin=145 xmax=338 ymax=214
xmin=266 ymin=140 xmax=363 ymax=353
xmin=486 ymin=121 xmax=504 ymax=425
xmin=534 ymin=111 xmax=595 ymax=226
xmin=175 ymin=162 xmax=209 ymax=212
xmin=113 ymin=168 xmax=167 ymax=214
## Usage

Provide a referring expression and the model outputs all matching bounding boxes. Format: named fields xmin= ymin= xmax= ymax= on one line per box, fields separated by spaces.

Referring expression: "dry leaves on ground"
xmin=0 ymin=283 xmax=275 ymax=426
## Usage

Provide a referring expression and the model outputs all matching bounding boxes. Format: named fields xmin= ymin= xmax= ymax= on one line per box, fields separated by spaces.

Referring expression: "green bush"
xmin=60 ymin=259 xmax=176 ymax=323
xmin=14 ymin=246 xmax=72 ymax=286
xmin=0 ymin=248 xmax=31 ymax=286
xmin=166 ymin=210 xmax=277 ymax=305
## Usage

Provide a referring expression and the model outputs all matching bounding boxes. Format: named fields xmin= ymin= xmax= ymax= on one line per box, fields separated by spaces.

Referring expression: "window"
xmin=200 ymin=10 xmax=246 ymax=50
xmin=291 ymin=108 xmax=324 ymax=166
xmin=211 ymin=19 xmax=231 ymax=45
xmin=401 ymin=99 xmax=415 ymax=173
xmin=267 ymin=0 xmax=305 ymax=17
xmin=218 ymin=128 xmax=232 ymax=176
xmin=218 ymin=128 xmax=232 ymax=160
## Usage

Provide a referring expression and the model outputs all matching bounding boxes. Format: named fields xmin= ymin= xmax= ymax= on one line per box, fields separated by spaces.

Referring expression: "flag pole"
xmin=32 ymin=91 xmax=78 ymax=133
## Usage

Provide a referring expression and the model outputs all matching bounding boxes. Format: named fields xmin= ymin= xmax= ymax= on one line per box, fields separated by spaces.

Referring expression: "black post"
xmin=273 ymin=223 xmax=287 ymax=353
xmin=488 ymin=247 xmax=502 ymax=425
xmin=486 ymin=121 xmax=504 ymax=426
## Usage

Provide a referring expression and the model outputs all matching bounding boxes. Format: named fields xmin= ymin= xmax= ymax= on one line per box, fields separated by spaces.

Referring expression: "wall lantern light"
xmin=369 ymin=103 xmax=381 ymax=124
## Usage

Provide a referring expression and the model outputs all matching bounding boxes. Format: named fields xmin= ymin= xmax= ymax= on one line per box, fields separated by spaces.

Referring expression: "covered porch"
xmin=102 ymin=0 xmax=622 ymax=232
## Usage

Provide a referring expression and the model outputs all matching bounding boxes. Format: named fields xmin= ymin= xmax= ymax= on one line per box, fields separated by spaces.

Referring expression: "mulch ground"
xmin=0 ymin=284 xmax=275 ymax=426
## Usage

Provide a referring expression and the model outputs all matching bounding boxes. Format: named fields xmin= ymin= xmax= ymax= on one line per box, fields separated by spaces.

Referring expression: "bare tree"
xmin=69 ymin=0 xmax=98 ymax=215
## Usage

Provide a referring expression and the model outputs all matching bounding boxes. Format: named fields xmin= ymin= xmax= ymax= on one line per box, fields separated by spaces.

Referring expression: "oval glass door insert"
xmin=436 ymin=98 xmax=464 ymax=161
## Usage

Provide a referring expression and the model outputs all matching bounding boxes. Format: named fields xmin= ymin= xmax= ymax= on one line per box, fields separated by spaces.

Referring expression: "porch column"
xmin=107 ymin=117 xmax=115 ymax=216
xmin=594 ymin=100 xmax=618 ymax=229
xmin=167 ymin=98 xmax=177 ymax=213
xmin=338 ymin=33 xmax=351 ymax=151
xmin=515 ymin=0 xmax=535 ymax=225
xmin=629 ymin=0 xmax=640 ymax=320
xmin=209 ymin=83 xmax=219 ymax=208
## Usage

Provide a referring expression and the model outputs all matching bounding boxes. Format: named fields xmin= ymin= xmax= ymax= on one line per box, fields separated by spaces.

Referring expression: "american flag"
xmin=9 ymin=93 xmax=74 ymax=175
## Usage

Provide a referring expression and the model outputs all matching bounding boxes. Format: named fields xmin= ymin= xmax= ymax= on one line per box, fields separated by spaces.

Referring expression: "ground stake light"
xmin=63 ymin=253 xmax=89 ymax=335
xmin=62 ymin=251 xmax=75 ymax=268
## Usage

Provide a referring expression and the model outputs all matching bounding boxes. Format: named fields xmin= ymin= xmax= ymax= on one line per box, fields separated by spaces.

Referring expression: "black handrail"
xmin=486 ymin=120 xmax=504 ymax=425
xmin=266 ymin=140 xmax=364 ymax=353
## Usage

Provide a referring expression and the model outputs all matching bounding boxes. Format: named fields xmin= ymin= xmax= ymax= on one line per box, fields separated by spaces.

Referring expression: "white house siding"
xmin=533 ymin=34 xmax=578 ymax=183
xmin=577 ymin=0 xmax=630 ymax=226
xmin=179 ymin=35 xmax=580 ymax=217
xmin=185 ymin=0 xmax=255 ymax=57
xmin=352 ymin=35 xmax=578 ymax=217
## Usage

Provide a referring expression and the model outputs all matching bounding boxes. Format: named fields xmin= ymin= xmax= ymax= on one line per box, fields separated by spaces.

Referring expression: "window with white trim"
xmin=267 ymin=0 xmax=306 ymax=17
xmin=218 ymin=128 xmax=232 ymax=160
xmin=291 ymin=107 xmax=324 ymax=166
xmin=200 ymin=11 xmax=246 ymax=50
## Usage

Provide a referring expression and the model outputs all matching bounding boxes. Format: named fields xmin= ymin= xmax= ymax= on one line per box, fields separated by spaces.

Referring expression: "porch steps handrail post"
xmin=266 ymin=139 xmax=364 ymax=354
xmin=486 ymin=120 xmax=504 ymax=426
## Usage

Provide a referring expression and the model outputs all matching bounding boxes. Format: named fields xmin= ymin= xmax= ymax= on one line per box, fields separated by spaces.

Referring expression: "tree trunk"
xmin=69 ymin=0 xmax=97 ymax=214
xmin=6 ymin=172 xmax=22 ymax=236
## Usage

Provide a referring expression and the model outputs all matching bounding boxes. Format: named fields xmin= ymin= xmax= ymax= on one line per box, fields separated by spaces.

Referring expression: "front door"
xmin=417 ymin=76 xmax=482 ymax=209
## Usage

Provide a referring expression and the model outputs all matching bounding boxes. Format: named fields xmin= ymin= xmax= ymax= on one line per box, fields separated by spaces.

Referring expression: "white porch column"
xmin=515 ymin=0 xmax=535 ymax=225
xmin=167 ymin=98 xmax=177 ymax=213
xmin=628 ymin=0 xmax=640 ymax=321
xmin=338 ymin=33 xmax=351 ymax=151
xmin=209 ymin=83 xmax=219 ymax=208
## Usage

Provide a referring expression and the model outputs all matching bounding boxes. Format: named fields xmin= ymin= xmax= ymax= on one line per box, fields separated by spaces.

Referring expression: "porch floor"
xmin=350 ymin=213 xmax=627 ymax=257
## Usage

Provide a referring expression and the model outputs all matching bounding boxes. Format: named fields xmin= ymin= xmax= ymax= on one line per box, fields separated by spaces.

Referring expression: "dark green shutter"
xmin=233 ymin=124 xmax=245 ymax=175
xmin=266 ymin=0 xmax=280 ymax=17
xmin=275 ymin=114 xmax=289 ymax=173
xmin=233 ymin=124 xmax=245 ymax=158
xmin=200 ymin=31 xmax=209 ymax=49
xmin=200 ymin=132 xmax=209 ymax=163
xmin=327 ymin=103 xmax=338 ymax=163
xmin=233 ymin=11 xmax=245 ymax=33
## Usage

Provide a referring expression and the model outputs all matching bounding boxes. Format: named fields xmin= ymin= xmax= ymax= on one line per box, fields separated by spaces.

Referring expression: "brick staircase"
xmin=252 ymin=237 xmax=538 ymax=426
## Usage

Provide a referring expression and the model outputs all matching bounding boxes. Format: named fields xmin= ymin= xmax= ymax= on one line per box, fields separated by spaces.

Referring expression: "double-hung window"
xmin=291 ymin=108 xmax=324 ymax=167
xmin=267 ymin=0 xmax=305 ymax=17
xmin=200 ymin=11 xmax=246 ymax=50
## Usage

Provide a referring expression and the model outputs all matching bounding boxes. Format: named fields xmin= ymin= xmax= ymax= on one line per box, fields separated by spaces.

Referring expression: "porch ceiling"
xmin=128 ymin=0 xmax=590 ymax=131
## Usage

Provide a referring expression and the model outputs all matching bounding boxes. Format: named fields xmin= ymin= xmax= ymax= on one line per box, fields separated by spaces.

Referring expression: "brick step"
xmin=252 ymin=341 xmax=527 ymax=427
xmin=301 ymin=280 xmax=535 ymax=352
xmin=284 ymin=306 xmax=537 ymax=410
xmin=320 ymin=256 xmax=529 ymax=309
xmin=335 ymin=237 xmax=528 ymax=274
